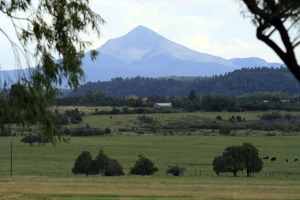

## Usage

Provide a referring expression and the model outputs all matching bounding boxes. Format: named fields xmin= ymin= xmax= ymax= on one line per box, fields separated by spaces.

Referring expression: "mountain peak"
xmin=98 ymin=25 xmax=165 ymax=63
xmin=129 ymin=25 xmax=155 ymax=34
xmin=121 ymin=25 xmax=164 ymax=47
xmin=83 ymin=25 xmax=283 ymax=81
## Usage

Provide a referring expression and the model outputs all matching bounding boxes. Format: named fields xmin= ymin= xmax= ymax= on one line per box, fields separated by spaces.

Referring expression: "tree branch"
xmin=293 ymin=40 xmax=300 ymax=49
xmin=256 ymin=26 xmax=286 ymax=61
xmin=242 ymin=0 xmax=300 ymax=82
xmin=0 ymin=28 xmax=22 ymax=70
xmin=266 ymin=27 xmax=276 ymax=38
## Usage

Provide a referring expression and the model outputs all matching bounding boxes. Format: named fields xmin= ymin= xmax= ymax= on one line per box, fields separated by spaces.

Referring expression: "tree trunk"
xmin=233 ymin=171 xmax=238 ymax=177
xmin=247 ymin=171 xmax=250 ymax=177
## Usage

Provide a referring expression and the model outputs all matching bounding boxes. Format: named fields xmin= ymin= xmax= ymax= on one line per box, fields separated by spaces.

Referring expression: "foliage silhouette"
xmin=130 ymin=154 xmax=158 ymax=176
xmin=0 ymin=0 xmax=104 ymax=142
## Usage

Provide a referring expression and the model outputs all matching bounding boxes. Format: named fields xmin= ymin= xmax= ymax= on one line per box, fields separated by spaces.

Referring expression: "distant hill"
xmin=67 ymin=67 xmax=300 ymax=97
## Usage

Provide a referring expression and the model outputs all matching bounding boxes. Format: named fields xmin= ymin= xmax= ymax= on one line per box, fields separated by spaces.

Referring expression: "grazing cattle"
xmin=263 ymin=156 xmax=269 ymax=160
xmin=271 ymin=157 xmax=276 ymax=161
xmin=286 ymin=159 xmax=289 ymax=162
xmin=295 ymin=159 xmax=298 ymax=162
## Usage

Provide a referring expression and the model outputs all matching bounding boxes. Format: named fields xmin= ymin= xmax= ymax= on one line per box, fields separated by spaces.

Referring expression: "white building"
xmin=154 ymin=103 xmax=172 ymax=109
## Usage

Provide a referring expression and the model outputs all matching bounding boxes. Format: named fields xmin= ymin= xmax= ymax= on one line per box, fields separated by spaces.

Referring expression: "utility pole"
xmin=10 ymin=139 xmax=12 ymax=177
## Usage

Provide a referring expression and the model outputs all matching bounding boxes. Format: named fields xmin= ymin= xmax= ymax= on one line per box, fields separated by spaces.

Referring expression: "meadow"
xmin=0 ymin=135 xmax=300 ymax=199
xmin=67 ymin=108 xmax=300 ymax=136
xmin=0 ymin=110 xmax=300 ymax=199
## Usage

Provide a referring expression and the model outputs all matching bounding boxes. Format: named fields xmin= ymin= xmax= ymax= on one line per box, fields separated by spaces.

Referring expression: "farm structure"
xmin=153 ymin=103 xmax=172 ymax=109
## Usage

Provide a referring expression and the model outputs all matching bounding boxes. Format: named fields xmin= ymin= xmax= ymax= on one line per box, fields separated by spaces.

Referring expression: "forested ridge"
xmin=68 ymin=67 xmax=299 ymax=97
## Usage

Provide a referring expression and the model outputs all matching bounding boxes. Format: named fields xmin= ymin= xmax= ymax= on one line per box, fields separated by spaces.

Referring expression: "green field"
xmin=0 ymin=135 xmax=300 ymax=199
xmin=1 ymin=110 xmax=300 ymax=199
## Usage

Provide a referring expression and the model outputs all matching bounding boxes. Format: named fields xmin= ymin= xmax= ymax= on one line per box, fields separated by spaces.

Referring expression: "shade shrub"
xmin=130 ymin=154 xmax=158 ymax=176
xmin=103 ymin=159 xmax=124 ymax=176
xmin=166 ymin=165 xmax=185 ymax=176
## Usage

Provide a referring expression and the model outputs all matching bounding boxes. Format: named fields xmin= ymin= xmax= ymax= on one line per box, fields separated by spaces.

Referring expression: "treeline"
xmin=58 ymin=91 xmax=300 ymax=112
xmin=66 ymin=67 xmax=300 ymax=97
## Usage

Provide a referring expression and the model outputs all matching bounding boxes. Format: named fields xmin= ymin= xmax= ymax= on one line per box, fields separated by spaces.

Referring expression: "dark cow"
xmin=263 ymin=156 xmax=269 ymax=160
xmin=295 ymin=159 xmax=298 ymax=162
xmin=271 ymin=157 xmax=276 ymax=161
xmin=286 ymin=159 xmax=289 ymax=162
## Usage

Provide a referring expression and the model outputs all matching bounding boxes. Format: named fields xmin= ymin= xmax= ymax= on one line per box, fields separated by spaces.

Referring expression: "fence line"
xmin=1 ymin=170 xmax=299 ymax=179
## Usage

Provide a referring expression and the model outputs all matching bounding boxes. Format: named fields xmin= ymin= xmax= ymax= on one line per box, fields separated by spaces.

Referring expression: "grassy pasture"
xmin=0 ymin=135 xmax=300 ymax=199
xmin=67 ymin=110 xmax=300 ymax=136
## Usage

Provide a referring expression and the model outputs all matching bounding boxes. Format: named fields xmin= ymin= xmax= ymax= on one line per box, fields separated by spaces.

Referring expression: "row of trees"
xmin=72 ymin=151 xmax=159 ymax=176
xmin=20 ymin=135 xmax=50 ymax=146
xmin=51 ymin=108 xmax=84 ymax=126
xmin=63 ymin=126 xmax=111 ymax=137
xmin=72 ymin=150 xmax=185 ymax=177
xmin=72 ymin=150 xmax=124 ymax=176
xmin=58 ymin=91 xmax=300 ymax=112
xmin=74 ymin=143 xmax=263 ymax=177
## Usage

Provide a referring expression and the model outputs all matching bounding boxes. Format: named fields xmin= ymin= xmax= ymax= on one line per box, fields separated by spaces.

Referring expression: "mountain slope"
xmin=99 ymin=25 xmax=230 ymax=65
xmin=67 ymin=67 xmax=299 ymax=97
xmin=81 ymin=25 xmax=282 ymax=82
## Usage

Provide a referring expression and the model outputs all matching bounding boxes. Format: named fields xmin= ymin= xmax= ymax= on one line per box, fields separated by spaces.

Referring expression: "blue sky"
xmin=0 ymin=0 xmax=299 ymax=70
